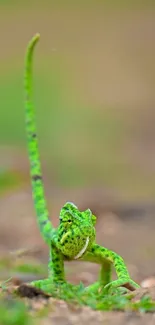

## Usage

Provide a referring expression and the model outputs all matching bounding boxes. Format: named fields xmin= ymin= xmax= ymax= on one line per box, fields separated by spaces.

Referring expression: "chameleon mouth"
xmin=74 ymin=236 xmax=89 ymax=260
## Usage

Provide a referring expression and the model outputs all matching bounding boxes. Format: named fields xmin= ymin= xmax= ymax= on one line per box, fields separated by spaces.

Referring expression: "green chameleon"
xmin=24 ymin=33 xmax=140 ymax=296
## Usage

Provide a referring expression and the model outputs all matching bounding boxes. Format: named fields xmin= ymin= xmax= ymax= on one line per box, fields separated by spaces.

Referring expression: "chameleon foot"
xmin=85 ymin=278 xmax=140 ymax=296
xmin=30 ymin=278 xmax=80 ymax=296
xmin=30 ymin=278 xmax=67 ymax=294
xmin=85 ymin=281 xmax=128 ymax=296
xmin=103 ymin=278 xmax=140 ymax=295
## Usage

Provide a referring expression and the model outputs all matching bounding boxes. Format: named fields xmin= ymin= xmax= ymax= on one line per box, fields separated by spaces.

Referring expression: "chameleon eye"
xmin=67 ymin=220 xmax=72 ymax=223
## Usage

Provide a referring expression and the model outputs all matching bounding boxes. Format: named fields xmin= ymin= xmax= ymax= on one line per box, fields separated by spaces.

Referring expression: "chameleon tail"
xmin=24 ymin=33 xmax=53 ymax=243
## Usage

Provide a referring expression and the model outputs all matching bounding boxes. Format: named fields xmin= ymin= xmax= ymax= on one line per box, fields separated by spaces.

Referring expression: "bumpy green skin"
xmin=24 ymin=34 xmax=140 ymax=295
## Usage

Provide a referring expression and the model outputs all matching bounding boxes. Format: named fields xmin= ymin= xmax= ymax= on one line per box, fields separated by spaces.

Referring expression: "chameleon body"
xmin=24 ymin=33 xmax=140 ymax=295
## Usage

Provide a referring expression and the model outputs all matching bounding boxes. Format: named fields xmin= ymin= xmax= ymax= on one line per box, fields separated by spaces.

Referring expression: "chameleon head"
xmin=57 ymin=202 xmax=96 ymax=260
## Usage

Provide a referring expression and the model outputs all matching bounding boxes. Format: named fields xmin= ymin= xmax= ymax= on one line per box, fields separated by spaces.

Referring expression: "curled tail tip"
xmin=25 ymin=33 xmax=40 ymax=65
xmin=33 ymin=33 xmax=40 ymax=41
xmin=27 ymin=33 xmax=40 ymax=50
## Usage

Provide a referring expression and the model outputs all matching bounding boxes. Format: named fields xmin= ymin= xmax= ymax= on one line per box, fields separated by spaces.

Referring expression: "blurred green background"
xmin=0 ymin=0 xmax=155 ymax=200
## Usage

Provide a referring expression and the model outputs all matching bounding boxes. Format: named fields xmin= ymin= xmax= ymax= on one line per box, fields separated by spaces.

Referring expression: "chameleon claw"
xmin=103 ymin=278 xmax=140 ymax=294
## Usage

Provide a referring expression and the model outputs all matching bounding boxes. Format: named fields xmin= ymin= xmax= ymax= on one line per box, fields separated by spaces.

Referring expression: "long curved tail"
xmin=24 ymin=33 xmax=53 ymax=243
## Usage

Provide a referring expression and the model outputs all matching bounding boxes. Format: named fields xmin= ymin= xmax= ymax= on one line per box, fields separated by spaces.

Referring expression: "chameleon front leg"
xmin=30 ymin=242 xmax=66 ymax=293
xmin=82 ymin=244 xmax=140 ymax=295
xmin=82 ymin=258 xmax=113 ymax=295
